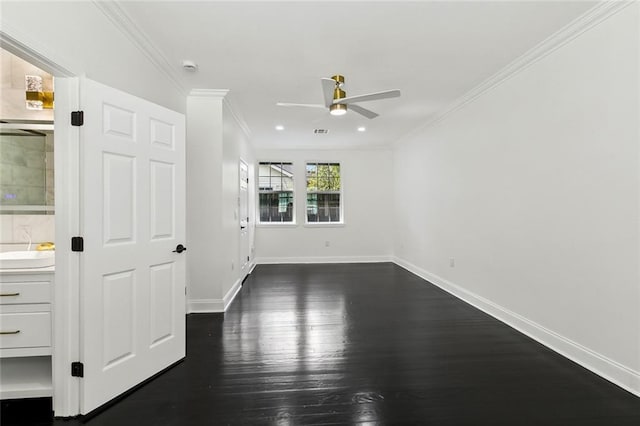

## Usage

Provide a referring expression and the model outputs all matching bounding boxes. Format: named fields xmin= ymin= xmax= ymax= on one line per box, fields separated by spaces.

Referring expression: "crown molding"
xmin=188 ymin=89 xmax=252 ymax=138
xmin=394 ymin=0 xmax=634 ymax=146
xmin=92 ymin=0 xmax=186 ymax=95
xmin=222 ymin=98 xmax=253 ymax=139
xmin=188 ymin=89 xmax=230 ymax=98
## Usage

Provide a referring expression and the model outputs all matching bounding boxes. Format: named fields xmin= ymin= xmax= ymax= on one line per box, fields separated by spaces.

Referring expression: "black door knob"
xmin=173 ymin=244 xmax=187 ymax=254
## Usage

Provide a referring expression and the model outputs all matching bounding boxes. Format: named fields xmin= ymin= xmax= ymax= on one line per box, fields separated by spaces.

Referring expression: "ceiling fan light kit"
xmin=330 ymin=103 xmax=347 ymax=116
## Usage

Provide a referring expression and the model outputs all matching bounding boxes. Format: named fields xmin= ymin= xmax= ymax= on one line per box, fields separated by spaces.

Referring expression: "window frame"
xmin=256 ymin=161 xmax=296 ymax=226
xmin=304 ymin=161 xmax=344 ymax=226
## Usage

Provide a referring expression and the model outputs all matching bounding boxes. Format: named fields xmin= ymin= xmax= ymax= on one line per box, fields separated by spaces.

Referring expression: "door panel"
xmin=149 ymin=161 xmax=174 ymax=240
xmin=149 ymin=262 xmax=175 ymax=347
xmin=102 ymin=270 xmax=135 ymax=369
xmin=150 ymin=118 xmax=174 ymax=149
xmin=80 ymin=78 xmax=185 ymax=414
xmin=103 ymin=153 xmax=136 ymax=244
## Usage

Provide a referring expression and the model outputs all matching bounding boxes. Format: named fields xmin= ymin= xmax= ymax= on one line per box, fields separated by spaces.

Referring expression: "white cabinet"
xmin=0 ymin=271 xmax=53 ymax=399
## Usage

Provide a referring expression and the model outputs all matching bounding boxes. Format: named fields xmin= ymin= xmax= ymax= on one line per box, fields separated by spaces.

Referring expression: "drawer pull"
xmin=0 ymin=292 xmax=20 ymax=297
xmin=0 ymin=330 xmax=21 ymax=335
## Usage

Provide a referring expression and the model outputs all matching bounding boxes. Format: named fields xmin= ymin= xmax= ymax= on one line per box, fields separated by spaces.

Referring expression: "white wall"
xmin=186 ymin=94 xmax=224 ymax=307
xmin=222 ymin=102 xmax=256 ymax=298
xmin=393 ymin=4 xmax=639 ymax=393
xmin=186 ymin=93 xmax=255 ymax=312
xmin=1 ymin=1 xmax=184 ymax=113
xmin=255 ymin=149 xmax=393 ymax=263
xmin=0 ymin=215 xmax=55 ymax=252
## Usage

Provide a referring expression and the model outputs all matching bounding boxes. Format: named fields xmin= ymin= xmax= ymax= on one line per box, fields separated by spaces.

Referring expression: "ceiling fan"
xmin=276 ymin=75 xmax=400 ymax=119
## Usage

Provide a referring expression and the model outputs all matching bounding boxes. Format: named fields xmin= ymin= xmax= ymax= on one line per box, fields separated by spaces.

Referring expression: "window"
xmin=258 ymin=162 xmax=294 ymax=223
xmin=306 ymin=162 xmax=341 ymax=223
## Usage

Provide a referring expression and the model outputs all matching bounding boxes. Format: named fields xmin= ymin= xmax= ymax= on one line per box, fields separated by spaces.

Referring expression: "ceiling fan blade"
xmin=321 ymin=78 xmax=336 ymax=107
xmin=348 ymin=104 xmax=379 ymax=119
xmin=335 ymin=89 xmax=401 ymax=105
xmin=276 ymin=102 xmax=325 ymax=108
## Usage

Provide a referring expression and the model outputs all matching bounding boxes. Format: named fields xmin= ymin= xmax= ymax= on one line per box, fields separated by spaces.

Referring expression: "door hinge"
xmin=71 ymin=111 xmax=84 ymax=126
xmin=71 ymin=362 xmax=84 ymax=377
xmin=71 ymin=236 xmax=84 ymax=252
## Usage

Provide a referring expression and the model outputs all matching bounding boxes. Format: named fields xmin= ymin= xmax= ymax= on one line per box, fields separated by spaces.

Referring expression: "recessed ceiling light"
xmin=357 ymin=126 xmax=366 ymax=132
xmin=275 ymin=125 xmax=284 ymax=131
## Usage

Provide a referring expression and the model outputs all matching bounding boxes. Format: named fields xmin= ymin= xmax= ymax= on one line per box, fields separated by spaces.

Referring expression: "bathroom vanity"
xmin=0 ymin=269 xmax=54 ymax=399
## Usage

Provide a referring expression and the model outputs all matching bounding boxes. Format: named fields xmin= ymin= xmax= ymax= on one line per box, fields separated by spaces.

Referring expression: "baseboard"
xmin=255 ymin=255 xmax=393 ymax=264
xmin=392 ymin=256 xmax=640 ymax=398
xmin=187 ymin=278 xmax=243 ymax=313
xmin=187 ymin=298 xmax=224 ymax=313
xmin=222 ymin=278 xmax=242 ymax=311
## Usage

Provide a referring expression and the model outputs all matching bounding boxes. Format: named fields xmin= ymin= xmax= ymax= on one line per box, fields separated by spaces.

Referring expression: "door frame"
xmin=239 ymin=159 xmax=250 ymax=277
xmin=1 ymin=32 xmax=82 ymax=417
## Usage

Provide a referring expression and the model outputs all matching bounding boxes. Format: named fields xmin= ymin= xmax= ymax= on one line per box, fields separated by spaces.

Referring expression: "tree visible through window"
xmin=258 ymin=162 xmax=294 ymax=222
xmin=306 ymin=163 xmax=341 ymax=223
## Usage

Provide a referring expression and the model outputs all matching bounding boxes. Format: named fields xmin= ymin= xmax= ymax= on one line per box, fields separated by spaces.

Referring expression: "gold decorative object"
xmin=25 ymin=75 xmax=54 ymax=110
xmin=36 ymin=242 xmax=55 ymax=251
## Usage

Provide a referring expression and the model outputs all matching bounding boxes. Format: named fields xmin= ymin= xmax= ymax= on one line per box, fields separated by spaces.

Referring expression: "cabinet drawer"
xmin=0 ymin=312 xmax=51 ymax=349
xmin=0 ymin=282 xmax=50 ymax=305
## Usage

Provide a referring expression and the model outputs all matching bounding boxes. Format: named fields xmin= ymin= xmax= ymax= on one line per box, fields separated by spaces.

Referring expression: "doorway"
xmin=0 ymin=47 xmax=57 ymax=407
xmin=0 ymin=36 xmax=83 ymax=417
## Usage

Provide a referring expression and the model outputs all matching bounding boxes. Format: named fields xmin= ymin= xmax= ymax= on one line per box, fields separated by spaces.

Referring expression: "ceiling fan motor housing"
xmin=331 ymin=75 xmax=345 ymax=86
xmin=330 ymin=75 xmax=347 ymax=115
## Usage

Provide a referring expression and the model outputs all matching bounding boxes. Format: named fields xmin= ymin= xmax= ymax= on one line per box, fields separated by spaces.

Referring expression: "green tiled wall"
xmin=0 ymin=133 xmax=52 ymax=206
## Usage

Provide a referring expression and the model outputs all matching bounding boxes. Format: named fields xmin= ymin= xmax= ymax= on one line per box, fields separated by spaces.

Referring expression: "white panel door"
xmin=80 ymin=78 xmax=186 ymax=414
xmin=239 ymin=160 xmax=249 ymax=274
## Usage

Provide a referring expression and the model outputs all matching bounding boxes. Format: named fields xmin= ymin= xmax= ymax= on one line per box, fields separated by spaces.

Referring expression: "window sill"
xmin=256 ymin=222 xmax=298 ymax=228
xmin=303 ymin=222 xmax=345 ymax=228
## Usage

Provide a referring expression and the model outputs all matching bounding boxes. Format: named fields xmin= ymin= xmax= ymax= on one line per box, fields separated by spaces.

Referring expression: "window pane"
xmin=259 ymin=162 xmax=293 ymax=223
xmin=329 ymin=164 xmax=340 ymax=190
xmin=306 ymin=193 xmax=318 ymax=221
xmin=306 ymin=162 xmax=341 ymax=223
xmin=306 ymin=192 xmax=340 ymax=222
xmin=306 ymin=163 xmax=318 ymax=192
xmin=259 ymin=191 xmax=293 ymax=222
xmin=306 ymin=163 xmax=317 ymax=174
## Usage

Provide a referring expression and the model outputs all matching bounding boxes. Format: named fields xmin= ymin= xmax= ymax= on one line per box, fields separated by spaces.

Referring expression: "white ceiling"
xmin=115 ymin=1 xmax=596 ymax=150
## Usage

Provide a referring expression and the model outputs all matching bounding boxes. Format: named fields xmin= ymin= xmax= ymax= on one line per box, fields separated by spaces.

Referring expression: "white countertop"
xmin=0 ymin=266 xmax=55 ymax=275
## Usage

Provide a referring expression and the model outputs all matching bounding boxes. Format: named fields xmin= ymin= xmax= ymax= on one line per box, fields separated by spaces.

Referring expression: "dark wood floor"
xmin=3 ymin=263 xmax=640 ymax=425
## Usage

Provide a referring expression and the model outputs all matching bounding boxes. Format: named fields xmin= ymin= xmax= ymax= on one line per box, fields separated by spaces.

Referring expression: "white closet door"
xmin=79 ymin=78 xmax=186 ymax=414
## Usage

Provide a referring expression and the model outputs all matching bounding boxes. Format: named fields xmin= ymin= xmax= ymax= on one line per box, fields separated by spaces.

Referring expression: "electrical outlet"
xmin=325 ymin=241 xmax=330 ymax=247
xmin=449 ymin=258 xmax=455 ymax=268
